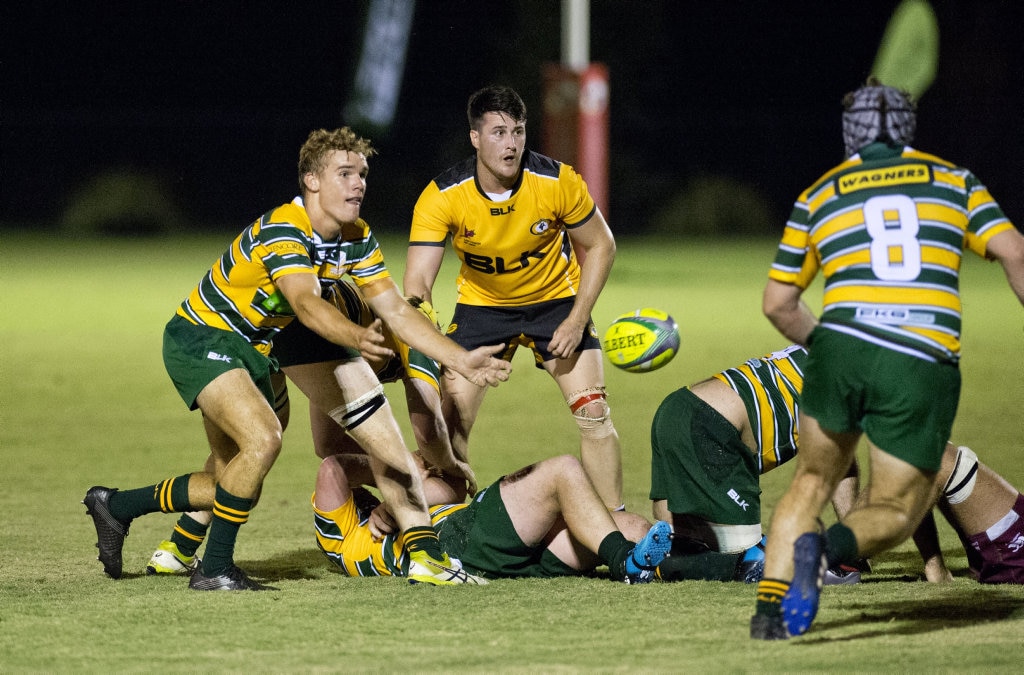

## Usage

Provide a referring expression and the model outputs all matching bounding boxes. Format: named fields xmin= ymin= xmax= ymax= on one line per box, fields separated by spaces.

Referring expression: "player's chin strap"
xmin=943 ymin=445 xmax=979 ymax=505
xmin=567 ymin=387 xmax=615 ymax=440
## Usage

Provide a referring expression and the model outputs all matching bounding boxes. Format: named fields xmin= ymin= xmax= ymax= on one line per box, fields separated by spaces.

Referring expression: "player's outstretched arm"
xmin=364 ymin=278 xmax=512 ymax=387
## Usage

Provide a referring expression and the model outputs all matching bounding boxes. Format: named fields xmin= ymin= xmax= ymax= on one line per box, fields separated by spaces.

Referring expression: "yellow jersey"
xmin=410 ymin=149 xmax=597 ymax=306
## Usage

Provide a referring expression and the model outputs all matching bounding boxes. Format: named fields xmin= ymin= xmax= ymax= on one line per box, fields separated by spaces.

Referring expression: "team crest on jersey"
xmin=461 ymin=229 xmax=479 ymax=247
xmin=326 ymin=252 xmax=348 ymax=278
xmin=530 ymin=220 xmax=551 ymax=235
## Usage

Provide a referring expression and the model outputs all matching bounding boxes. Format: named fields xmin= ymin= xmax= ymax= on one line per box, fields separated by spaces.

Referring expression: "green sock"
xmin=201 ymin=486 xmax=252 ymax=576
xmin=403 ymin=526 xmax=445 ymax=560
xmin=171 ymin=513 xmax=209 ymax=558
xmin=108 ymin=474 xmax=193 ymax=520
xmin=825 ymin=523 xmax=859 ymax=567
xmin=657 ymin=551 xmax=741 ymax=581
xmin=755 ymin=578 xmax=789 ymax=617
xmin=597 ymin=531 xmax=633 ymax=580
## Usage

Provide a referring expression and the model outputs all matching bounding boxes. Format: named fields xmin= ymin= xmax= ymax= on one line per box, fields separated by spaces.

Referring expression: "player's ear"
xmin=469 ymin=129 xmax=480 ymax=150
xmin=302 ymin=171 xmax=320 ymax=193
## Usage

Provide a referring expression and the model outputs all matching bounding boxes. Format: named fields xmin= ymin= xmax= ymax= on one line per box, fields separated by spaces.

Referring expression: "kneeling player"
xmin=650 ymin=345 xmax=1024 ymax=585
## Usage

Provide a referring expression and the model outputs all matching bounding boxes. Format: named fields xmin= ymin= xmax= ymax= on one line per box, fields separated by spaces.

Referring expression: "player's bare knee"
xmin=943 ymin=445 xmax=979 ymax=505
xmin=567 ymin=387 xmax=615 ymax=440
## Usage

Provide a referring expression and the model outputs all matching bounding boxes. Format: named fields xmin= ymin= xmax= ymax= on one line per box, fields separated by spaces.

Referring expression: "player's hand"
xmin=368 ymin=503 xmax=397 ymax=541
xmin=548 ymin=318 xmax=586 ymax=359
xmin=451 ymin=343 xmax=511 ymax=387
xmin=356 ymin=319 xmax=395 ymax=362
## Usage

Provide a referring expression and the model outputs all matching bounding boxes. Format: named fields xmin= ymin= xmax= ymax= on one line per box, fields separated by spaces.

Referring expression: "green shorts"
xmin=436 ymin=481 xmax=577 ymax=579
xmin=447 ymin=298 xmax=600 ymax=367
xmin=649 ymin=387 xmax=761 ymax=526
xmin=802 ymin=325 xmax=960 ymax=472
xmin=163 ymin=314 xmax=279 ymax=410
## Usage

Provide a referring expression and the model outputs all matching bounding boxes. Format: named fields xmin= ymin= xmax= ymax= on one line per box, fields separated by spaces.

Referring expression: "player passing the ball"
xmin=403 ymin=84 xmax=623 ymax=509
xmin=84 ymin=127 xmax=511 ymax=590
xmin=749 ymin=79 xmax=1024 ymax=639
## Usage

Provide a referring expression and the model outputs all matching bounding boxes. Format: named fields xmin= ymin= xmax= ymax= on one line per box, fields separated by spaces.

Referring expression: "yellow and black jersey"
xmin=713 ymin=345 xmax=806 ymax=474
xmin=176 ymin=198 xmax=391 ymax=355
xmin=409 ymin=149 xmax=597 ymax=306
xmin=769 ymin=143 xmax=1016 ymax=362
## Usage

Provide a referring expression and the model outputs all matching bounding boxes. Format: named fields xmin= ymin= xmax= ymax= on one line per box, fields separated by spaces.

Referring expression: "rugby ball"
xmin=602 ymin=308 xmax=680 ymax=373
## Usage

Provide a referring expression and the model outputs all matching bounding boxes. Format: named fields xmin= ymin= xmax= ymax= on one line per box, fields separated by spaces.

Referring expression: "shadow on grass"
xmin=238 ymin=548 xmax=328 ymax=582
xmin=798 ymin=588 xmax=1024 ymax=643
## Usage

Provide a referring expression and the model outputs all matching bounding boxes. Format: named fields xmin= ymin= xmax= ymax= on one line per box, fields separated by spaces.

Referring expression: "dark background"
xmin=4 ymin=0 xmax=1022 ymax=236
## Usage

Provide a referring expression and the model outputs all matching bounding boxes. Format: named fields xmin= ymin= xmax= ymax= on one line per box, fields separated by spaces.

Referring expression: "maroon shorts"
xmin=967 ymin=493 xmax=1024 ymax=584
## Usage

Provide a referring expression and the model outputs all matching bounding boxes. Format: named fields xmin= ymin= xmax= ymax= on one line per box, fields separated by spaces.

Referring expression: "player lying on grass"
xmin=313 ymin=451 xmax=672 ymax=583
xmin=86 ymin=129 xmax=512 ymax=590
xmin=148 ymin=280 xmax=483 ymax=584
xmin=650 ymin=345 xmax=1024 ymax=586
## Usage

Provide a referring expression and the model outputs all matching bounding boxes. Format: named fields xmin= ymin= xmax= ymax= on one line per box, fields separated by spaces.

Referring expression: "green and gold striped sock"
xmin=201 ymin=486 xmax=252 ymax=576
xmin=108 ymin=474 xmax=193 ymax=520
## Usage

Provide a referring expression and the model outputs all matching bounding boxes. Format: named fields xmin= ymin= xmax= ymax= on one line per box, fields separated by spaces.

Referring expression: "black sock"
xmin=597 ymin=531 xmax=633 ymax=580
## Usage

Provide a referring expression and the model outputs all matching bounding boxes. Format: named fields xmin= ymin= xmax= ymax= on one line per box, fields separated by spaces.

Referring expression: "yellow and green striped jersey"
xmin=312 ymin=491 xmax=467 ymax=578
xmin=769 ymin=143 xmax=1015 ymax=362
xmin=713 ymin=345 xmax=807 ymax=474
xmin=410 ymin=149 xmax=597 ymax=307
xmin=176 ymin=198 xmax=390 ymax=355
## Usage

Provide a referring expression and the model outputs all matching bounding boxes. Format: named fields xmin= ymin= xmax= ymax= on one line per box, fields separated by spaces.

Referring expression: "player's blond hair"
xmin=298 ymin=127 xmax=377 ymax=194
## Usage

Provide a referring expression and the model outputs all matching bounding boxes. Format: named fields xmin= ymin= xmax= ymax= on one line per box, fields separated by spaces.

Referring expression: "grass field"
xmin=2 ymin=232 xmax=1023 ymax=672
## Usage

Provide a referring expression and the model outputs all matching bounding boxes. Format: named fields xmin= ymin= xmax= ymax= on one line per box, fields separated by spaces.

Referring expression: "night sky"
xmin=4 ymin=0 xmax=1022 ymax=235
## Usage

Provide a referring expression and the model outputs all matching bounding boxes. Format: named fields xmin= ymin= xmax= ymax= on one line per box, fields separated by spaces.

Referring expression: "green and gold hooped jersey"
xmin=312 ymin=492 xmax=468 ymax=578
xmin=769 ymin=143 xmax=1015 ymax=363
xmin=409 ymin=149 xmax=597 ymax=307
xmin=176 ymin=198 xmax=390 ymax=355
xmin=713 ymin=345 xmax=807 ymax=475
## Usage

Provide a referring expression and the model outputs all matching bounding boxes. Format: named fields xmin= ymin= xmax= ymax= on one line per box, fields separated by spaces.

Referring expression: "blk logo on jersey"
xmin=464 ymin=249 xmax=546 ymax=274
xmin=207 ymin=351 xmax=233 ymax=364
xmin=489 ymin=204 xmax=515 ymax=216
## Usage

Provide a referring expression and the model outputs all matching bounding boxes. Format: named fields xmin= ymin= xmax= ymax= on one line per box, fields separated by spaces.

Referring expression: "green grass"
xmin=2 ymin=232 xmax=1023 ymax=672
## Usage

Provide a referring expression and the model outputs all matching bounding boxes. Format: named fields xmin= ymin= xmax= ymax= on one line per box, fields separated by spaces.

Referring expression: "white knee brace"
xmin=943 ymin=445 xmax=979 ymax=505
xmin=328 ymin=383 xmax=386 ymax=431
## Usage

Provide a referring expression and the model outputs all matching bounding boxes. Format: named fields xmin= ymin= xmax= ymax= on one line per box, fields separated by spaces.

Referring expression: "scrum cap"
xmin=841 ymin=81 xmax=916 ymax=157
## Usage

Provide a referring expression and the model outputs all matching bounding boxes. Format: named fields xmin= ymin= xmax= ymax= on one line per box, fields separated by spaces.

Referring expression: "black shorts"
xmin=446 ymin=298 xmax=600 ymax=366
